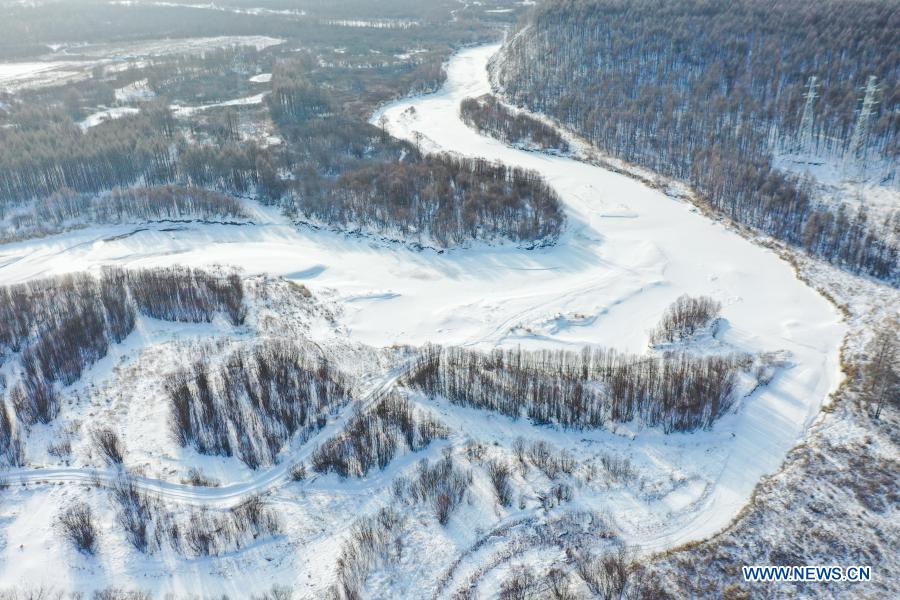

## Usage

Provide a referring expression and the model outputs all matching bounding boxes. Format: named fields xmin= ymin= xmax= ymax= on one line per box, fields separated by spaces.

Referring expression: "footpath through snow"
xmin=0 ymin=44 xmax=846 ymax=556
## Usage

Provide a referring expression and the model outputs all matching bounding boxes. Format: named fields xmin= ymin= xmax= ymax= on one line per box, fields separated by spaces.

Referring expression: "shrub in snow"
xmin=109 ymin=472 xmax=281 ymax=557
xmin=91 ymin=427 xmax=125 ymax=466
xmin=486 ymin=458 xmax=514 ymax=507
xmin=182 ymin=467 xmax=220 ymax=487
xmin=649 ymin=295 xmax=721 ymax=345
xmin=251 ymin=586 xmax=294 ymax=600
xmin=289 ymin=462 xmax=308 ymax=481
xmin=499 ymin=565 xmax=539 ymax=600
xmin=574 ymin=544 xmax=635 ymax=600
xmin=93 ymin=588 xmax=153 ymax=600
xmin=0 ymin=402 xmax=24 ymax=467
xmin=110 ymin=474 xmax=158 ymax=553
xmin=179 ymin=495 xmax=281 ymax=557
xmin=331 ymin=507 xmax=406 ymax=600
xmin=393 ymin=453 xmax=472 ymax=525
xmin=58 ymin=501 xmax=99 ymax=555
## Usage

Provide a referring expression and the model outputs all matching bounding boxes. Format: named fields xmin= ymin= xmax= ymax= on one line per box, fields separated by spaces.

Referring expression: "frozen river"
xmin=0 ymin=43 xmax=846 ymax=565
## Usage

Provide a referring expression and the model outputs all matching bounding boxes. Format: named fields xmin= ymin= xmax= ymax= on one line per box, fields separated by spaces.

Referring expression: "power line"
xmin=845 ymin=75 xmax=879 ymax=174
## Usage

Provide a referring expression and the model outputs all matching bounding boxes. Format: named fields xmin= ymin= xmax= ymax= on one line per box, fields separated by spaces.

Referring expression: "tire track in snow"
xmin=1 ymin=361 xmax=414 ymax=506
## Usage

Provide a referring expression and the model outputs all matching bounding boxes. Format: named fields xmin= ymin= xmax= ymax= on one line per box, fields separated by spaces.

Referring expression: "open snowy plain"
xmin=0 ymin=44 xmax=845 ymax=596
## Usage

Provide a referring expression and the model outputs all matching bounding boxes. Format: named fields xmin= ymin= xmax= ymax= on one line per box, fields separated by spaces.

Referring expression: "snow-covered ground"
xmin=774 ymin=151 xmax=899 ymax=223
xmin=0 ymin=60 xmax=82 ymax=92
xmin=115 ymin=78 xmax=156 ymax=103
xmin=0 ymin=36 xmax=283 ymax=92
xmin=170 ymin=92 xmax=268 ymax=117
xmin=0 ymin=44 xmax=846 ymax=595
xmin=110 ymin=1 xmax=307 ymax=18
xmin=79 ymin=106 xmax=141 ymax=129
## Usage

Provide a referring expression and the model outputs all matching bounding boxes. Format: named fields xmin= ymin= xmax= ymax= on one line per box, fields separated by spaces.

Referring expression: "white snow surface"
xmin=0 ymin=44 xmax=846 ymax=595
xmin=0 ymin=36 xmax=283 ymax=92
xmin=170 ymin=92 xmax=267 ymax=116
xmin=78 ymin=106 xmax=141 ymax=129
xmin=0 ymin=61 xmax=81 ymax=92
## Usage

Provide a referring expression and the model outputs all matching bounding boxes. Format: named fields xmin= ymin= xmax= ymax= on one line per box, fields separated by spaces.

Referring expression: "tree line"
xmin=406 ymin=345 xmax=741 ymax=433
xmin=1 ymin=185 xmax=250 ymax=244
xmin=283 ymin=154 xmax=565 ymax=248
xmin=460 ymin=94 xmax=569 ymax=153
xmin=494 ymin=0 xmax=899 ymax=282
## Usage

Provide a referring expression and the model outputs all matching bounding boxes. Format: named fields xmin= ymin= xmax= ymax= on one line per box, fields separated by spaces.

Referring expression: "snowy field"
xmin=0 ymin=36 xmax=283 ymax=92
xmin=0 ymin=61 xmax=82 ymax=92
xmin=0 ymin=44 xmax=846 ymax=595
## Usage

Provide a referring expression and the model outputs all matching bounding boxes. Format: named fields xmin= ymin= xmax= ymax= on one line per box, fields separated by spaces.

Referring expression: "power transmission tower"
xmin=796 ymin=76 xmax=818 ymax=156
xmin=845 ymin=75 xmax=879 ymax=174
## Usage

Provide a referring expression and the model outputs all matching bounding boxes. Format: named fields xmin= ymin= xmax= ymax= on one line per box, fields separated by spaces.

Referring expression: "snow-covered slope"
xmin=0 ymin=44 xmax=845 ymax=596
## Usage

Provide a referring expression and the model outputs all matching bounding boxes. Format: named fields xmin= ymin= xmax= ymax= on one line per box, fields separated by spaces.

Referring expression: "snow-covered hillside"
xmin=0 ymin=44 xmax=846 ymax=597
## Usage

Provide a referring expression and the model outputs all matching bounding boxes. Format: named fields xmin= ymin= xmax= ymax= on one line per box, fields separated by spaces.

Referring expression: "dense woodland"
xmin=263 ymin=53 xmax=564 ymax=247
xmin=167 ymin=342 xmax=352 ymax=468
xmin=406 ymin=345 xmax=741 ymax=433
xmin=460 ymin=94 xmax=569 ymax=153
xmin=0 ymin=100 xmax=274 ymax=210
xmin=0 ymin=1 xmax=564 ymax=249
xmin=494 ymin=0 xmax=899 ymax=281
xmin=285 ymin=155 xmax=564 ymax=247
xmin=0 ymin=268 xmax=245 ymax=465
xmin=0 ymin=105 xmax=178 ymax=206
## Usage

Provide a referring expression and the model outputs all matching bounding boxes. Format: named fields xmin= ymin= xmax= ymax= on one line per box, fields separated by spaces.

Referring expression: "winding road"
xmin=0 ymin=361 xmax=413 ymax=506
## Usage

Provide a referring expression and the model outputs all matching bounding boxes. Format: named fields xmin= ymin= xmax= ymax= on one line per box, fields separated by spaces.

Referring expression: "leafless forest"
xmin=494 ymin=0 xmax=899 ymax=281
xmin=406 ymin=345 xmax=741 ymax=433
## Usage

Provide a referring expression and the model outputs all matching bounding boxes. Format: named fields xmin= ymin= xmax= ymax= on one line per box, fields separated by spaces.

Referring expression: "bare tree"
xmin=486 ymin=459 xmax=513 ymax=507
xmin=575 ymin=545 xmax=635 ymax=600
xmin=91 ymin=427 xmax=125 ymax=466
xmin=862 ymin=322 xmax=899 ymax=419
xmin=58 ymin=502 xmax=99 ymax=555
xmin=499 ymin=565 xmax=538 ymax=600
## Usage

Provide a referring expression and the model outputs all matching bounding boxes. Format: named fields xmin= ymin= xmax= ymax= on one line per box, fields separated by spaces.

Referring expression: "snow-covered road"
xmin=0 ymin=361 xmax=410 ymax=506
xmin=0 ymin=44 xmax=845 ymax=557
